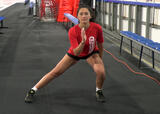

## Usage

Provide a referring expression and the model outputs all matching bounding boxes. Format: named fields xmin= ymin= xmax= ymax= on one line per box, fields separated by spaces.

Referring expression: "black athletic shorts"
xmin=67 ymin=51 xmax=99 ymax=61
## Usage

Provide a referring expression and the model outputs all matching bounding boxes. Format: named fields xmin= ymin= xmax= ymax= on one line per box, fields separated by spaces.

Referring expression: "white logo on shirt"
xmin=89 ymin=36 xmax=95 ymax=54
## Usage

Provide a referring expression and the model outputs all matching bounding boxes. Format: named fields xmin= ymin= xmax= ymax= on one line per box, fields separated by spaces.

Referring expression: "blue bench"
xmin=120 ymin=31 xmax=160 ymax=68
xmin=0 ymin=16 xmax=8 ymax=34
xmin=0 ymin=16 xmax=5 ymax=28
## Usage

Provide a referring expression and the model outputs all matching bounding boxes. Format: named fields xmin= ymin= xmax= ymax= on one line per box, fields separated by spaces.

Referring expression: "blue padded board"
xmin=64 ymin=13 xmax=79 ymax=25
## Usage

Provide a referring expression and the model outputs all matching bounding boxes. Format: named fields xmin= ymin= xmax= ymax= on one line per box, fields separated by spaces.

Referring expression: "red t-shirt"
xmin=67 ymin=22 xmax=104 ymax=57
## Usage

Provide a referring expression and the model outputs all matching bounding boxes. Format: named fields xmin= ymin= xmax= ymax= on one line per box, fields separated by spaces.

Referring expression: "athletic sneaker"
xmin=25 ymin=89 xmax=35 ymax=103
xmin=96 ymin=90 xmax=105 ymax=103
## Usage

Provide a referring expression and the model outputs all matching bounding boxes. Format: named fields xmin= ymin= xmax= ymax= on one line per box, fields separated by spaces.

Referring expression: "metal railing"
xmin=96 ymin=0 xmax=160 ymax=42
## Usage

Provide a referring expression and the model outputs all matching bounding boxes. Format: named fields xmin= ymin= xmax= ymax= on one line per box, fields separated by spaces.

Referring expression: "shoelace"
xmin=29 ymin=90 xmax=35 ymax=95
xmin=97 ymin=90 xmax=103 ymax=96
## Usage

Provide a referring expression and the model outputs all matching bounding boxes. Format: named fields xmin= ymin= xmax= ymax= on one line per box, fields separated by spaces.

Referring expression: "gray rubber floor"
xmin=0 ymin=3 xmax=160 ymax=114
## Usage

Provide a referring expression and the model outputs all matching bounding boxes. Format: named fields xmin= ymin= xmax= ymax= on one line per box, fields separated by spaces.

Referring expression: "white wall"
xmin=0 ymin=0 xmax=24 ymax=11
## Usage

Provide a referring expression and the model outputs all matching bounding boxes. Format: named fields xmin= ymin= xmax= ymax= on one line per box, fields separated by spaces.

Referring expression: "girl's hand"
xmin=81 ymin=28 xmax=87 ymax=43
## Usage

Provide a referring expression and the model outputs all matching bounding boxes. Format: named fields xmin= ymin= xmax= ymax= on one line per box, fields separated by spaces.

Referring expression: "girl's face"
xmin=77 ymin=8 xmax=91 ymax=24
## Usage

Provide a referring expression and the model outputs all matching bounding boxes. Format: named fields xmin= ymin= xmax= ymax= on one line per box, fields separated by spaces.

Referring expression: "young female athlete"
xmin=25 ymin=4 xmax=106 ymax=103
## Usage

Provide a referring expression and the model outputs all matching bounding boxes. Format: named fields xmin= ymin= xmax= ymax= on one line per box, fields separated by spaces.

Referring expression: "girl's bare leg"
xmin=86 ymin=54 xmax=105 ymax=89
xmin=35 ymin=54 xmax=77 ymax=89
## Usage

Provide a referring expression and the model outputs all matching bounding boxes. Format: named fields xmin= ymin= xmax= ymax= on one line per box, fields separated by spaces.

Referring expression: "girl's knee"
xmin=100 ymin=71 xmax=106 ymax=80
xmin=102 ymin=73 xmax=106 ymax=80
xmin=95 ymin=68 xmax=106 ymax=79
